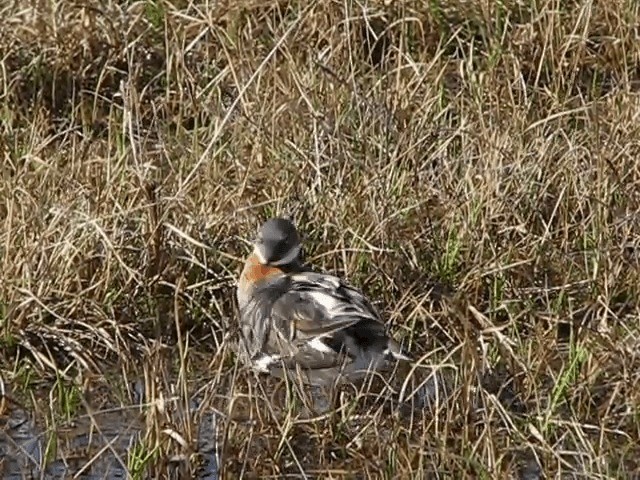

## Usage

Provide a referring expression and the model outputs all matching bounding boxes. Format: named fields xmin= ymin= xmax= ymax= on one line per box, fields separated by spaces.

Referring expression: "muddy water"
xmin=0 ymin=367 xmax=549 ymax=479
xmin=1 ymin=405 xmax=136 ymax=478
xmin=0 ymin=389 xmax=219 ymax=479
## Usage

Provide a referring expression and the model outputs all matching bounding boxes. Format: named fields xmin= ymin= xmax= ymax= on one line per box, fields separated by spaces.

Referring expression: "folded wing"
xmin=239 ymin=271 xmax=408 ymax=376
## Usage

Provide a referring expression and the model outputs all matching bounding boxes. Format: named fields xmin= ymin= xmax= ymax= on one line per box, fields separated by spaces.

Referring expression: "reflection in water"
xmin=1 ymin=406 xmax=44 ymax=478
xmin=1 ymin=405 xmax=137 ymax=478
xmin=0 ymin=395 xmax=219 ymax=479
xmin=196 ymin=411 xmax=219 ymax=480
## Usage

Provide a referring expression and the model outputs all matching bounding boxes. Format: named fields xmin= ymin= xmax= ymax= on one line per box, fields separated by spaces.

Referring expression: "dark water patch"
xmin=0 ymin=384 xmax=219 ymax=479
xmin=195 ymin=411 xmax=220 ymax=480
xmin=1 ymin=403 xmax=139 ymax=478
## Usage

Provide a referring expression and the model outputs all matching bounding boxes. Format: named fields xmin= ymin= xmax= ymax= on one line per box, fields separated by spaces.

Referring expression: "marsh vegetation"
xmin=1 ymin=0 xmax=640 ymax=478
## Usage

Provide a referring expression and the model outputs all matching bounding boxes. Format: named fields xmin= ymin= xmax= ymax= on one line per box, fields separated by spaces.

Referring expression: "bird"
xmin=236 ymin=217 xmax=411 ymax=387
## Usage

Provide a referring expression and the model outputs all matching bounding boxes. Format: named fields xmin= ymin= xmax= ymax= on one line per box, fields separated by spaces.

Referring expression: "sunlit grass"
xmin=1 ymin=0 xmax=640 ymax=477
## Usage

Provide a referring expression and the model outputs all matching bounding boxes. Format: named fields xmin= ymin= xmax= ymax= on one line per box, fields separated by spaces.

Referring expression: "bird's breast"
xmin=238 ymin=254 xmax=287 ymax=305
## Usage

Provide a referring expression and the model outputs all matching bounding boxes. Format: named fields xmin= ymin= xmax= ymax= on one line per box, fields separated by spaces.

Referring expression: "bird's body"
xmin=236 ymin=218 xmax=410 ymax=386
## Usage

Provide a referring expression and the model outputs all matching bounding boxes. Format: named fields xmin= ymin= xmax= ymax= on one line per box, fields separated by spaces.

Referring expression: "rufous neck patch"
xmin=242 ymin=253 xmax=285 ymax=285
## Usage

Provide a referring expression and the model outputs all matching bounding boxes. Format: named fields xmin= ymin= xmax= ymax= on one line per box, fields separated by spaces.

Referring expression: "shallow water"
xmin=0 ymin=367 xmax=552 ymax=479
xmin=0 ymin=389 xmax=219 ymax=479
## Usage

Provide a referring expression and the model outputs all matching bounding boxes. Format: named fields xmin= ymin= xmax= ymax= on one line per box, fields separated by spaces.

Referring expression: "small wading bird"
xmin=236 ymin=217 xmax=411 ymax=387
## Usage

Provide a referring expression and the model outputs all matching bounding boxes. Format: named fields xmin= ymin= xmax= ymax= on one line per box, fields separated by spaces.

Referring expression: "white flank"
xmin=253 ymin=354 xmax=278 ymax=372
xmin=383 ymin=347 xmax=411 ymax=361
xmin=307 ymin=337 xmax=334 ymax=354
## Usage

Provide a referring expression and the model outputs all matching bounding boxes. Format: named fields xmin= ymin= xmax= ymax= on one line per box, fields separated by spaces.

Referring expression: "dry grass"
xmin=2 ymin=0 xmax=640 ymax=478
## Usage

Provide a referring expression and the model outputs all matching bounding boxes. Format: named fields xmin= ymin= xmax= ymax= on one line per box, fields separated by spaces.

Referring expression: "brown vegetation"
xmin=1 ymin=0 xmax=640 ymax=478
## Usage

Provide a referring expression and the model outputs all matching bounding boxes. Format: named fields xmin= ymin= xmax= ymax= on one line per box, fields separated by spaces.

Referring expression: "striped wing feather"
xmin=241 ymin=271 xmax=396 ymax=371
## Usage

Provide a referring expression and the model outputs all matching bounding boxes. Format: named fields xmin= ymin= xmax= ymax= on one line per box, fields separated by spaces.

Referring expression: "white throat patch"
xmin=255 ymin=244 xmax=301 ymax=266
